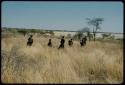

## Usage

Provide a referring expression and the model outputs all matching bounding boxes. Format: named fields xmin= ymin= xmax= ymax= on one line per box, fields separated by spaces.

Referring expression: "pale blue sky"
xmin=2 ymin=1 xmax=123 ymax=33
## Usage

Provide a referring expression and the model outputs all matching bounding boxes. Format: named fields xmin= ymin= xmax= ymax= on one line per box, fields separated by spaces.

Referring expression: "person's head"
xmin=62 ymin=36 xmax=64 ymax=39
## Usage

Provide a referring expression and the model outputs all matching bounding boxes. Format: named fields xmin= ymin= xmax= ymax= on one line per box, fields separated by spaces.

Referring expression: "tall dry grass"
xmin=1 ymin=36 xmax=123 ymax=84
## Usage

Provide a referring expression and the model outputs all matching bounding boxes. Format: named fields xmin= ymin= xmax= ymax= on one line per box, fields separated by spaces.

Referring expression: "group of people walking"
xmin=27 ymin=35 xmax=87 ymax=48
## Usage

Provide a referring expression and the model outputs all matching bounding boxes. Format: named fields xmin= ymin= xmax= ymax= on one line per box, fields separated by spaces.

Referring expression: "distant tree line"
xmin=2 ymin=28 xmax=54 ymax=37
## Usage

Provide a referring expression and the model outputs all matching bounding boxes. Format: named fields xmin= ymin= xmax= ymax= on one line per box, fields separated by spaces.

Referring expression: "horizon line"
xmin=2 ymin=27 xmax=123 ymax=34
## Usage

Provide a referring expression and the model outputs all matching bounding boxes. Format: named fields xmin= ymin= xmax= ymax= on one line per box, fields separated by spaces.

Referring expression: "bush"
xmin=102 ymin=33 xmax=111 ymax=39
xmin=67 ymin=34 xmax=72 ymax=38
xmin=18 ymin=30 xmax=28 ymax=36
xmin=73 ymin=32 xmax=85 ymax=40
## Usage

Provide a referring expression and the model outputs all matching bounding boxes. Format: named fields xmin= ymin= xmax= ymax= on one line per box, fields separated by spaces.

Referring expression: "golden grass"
xmin=1 ymin=36 xmax=123 ymax=84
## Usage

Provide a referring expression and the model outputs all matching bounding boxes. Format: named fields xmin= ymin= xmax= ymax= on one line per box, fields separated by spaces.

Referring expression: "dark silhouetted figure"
xmin=68 ymin=39 xmax=73 ymax=46
xmin=48 ymin=39 xmax=52 ymax=47
xmin=80 ymin=36 xmax=87 ymax=47
xmin=58 ymin=36 xmax=65 ymax=49
xmin=80 ymin=38 xmax=84 ymax=47
xmin=27 ymin=35 xmax=33 ymax=46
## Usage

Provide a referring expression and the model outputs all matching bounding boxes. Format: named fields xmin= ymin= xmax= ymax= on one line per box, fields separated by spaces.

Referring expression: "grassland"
xmin=1 ymin=35 xmax=123 ymax=84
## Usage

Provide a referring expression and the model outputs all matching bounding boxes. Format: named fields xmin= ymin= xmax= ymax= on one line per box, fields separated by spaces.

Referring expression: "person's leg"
xmin=63 ymin=44 xmax=64 ymax=48
xmin=58 ymin=44 xmax=61 ymax=49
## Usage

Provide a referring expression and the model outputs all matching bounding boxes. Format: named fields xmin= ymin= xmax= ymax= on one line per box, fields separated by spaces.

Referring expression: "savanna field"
xmin=1 ymin=35 xmax=123 ymax=84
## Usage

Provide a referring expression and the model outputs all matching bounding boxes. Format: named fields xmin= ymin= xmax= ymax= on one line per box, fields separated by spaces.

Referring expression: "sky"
xmin=2 ymin=1 xmax=123 ymax=33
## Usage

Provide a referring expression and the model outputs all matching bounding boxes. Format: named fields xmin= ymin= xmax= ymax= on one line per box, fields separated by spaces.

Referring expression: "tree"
xmin=86 ymin=18 xmax=104 ymax=41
